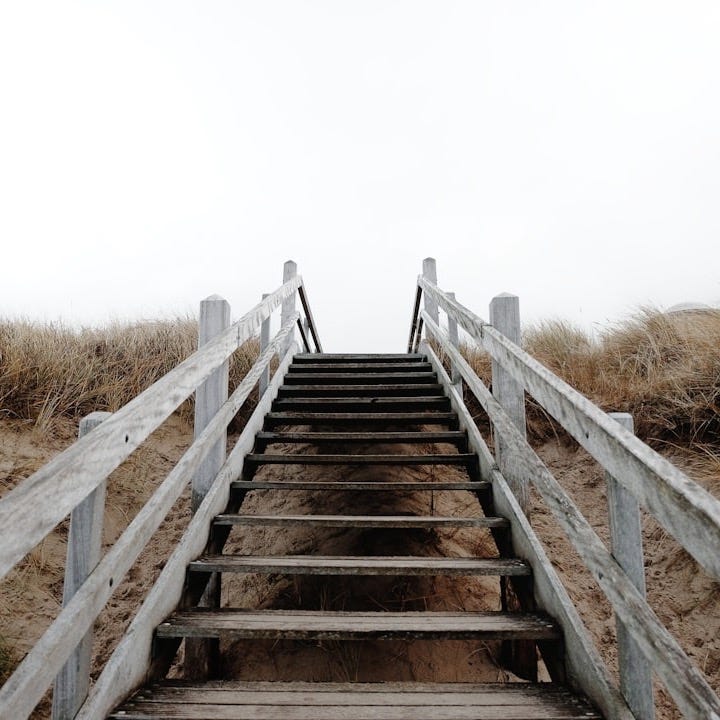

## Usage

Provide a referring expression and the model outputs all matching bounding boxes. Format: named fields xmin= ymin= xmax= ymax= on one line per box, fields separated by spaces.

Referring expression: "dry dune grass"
xmin=464 ymin=307 xmax=720 ymax=447
xmin=0 ymin=317 xmax=259 ymax=429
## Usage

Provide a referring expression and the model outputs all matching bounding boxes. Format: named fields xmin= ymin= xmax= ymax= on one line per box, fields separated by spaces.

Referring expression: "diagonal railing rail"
xmin=0 ymin=260 xmax=322 ymax=719
xmin=408 ymin=257 xmax=720 ymax=720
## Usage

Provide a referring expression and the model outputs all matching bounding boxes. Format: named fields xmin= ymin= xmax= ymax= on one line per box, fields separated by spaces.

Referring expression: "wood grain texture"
xmin=0 ymin=329 xmax=300 ymax=720
xmin=422 ymin=335 xmax=720 ymax=717
xmin=212 ymin=514 xmax=508 ymax=529
xmin=0 ymin=276 xmax=302 ymax=581
xmin=231 ymin=480 xmax=489 ymax=492
xmin=419 ymin=276 xmax=720 ymax=581
xmin=422 ymin=342 xmax=634 ymax=720
xmin=155 ymin=609 xmax=560 ymax=641
xmin=73 ymin=345 xmax=298 ymax=720
xmin=188 ymin=555 xmax=530 ymax=576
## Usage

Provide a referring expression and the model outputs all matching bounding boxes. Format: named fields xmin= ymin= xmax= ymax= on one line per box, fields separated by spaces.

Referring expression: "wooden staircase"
xmin=109 ymin=353 xmax=601 ymax=719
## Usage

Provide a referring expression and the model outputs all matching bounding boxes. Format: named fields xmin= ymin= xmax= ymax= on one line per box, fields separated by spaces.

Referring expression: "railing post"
xmin=281 ymin=260 xmax=297 ymax=356
xmin=52 ymin=411 xmax=112 ymax=720
xmin=489 ymin=293 xmax=529 ymax=514
xmin=607 ymin=413 xmax=655 ymax=720
xmin=422 ymin=257 xmax=439 ymax=328
xmin=259 ymin=293 xmax=271 ymax=397
xmin=192 ymin=295 xmax=231 ymax=512
xmin=187 ymin=294 xmax=230 ymax=680
xmin=447 ymin=291 xmax=462 ymax=391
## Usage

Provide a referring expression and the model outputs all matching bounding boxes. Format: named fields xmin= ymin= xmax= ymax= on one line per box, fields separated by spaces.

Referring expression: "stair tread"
xmin=265 ymin=412 xmax=456 ymax=424
xmin=288 ymin=363 xmax=433 ymax=372
xmin=213 ymin=514 xmax=508 ymax=528
xmin=273 ymin=397 xmax=449 ymax=405
xmin=112 ymin=682 xmax=600 ymax=719
xmin=245 ymin=453 xmax=475 ymax=465
xmin=189 ymin=555 xmax=530 ymax=576
xmin=256 ymin=430 xmax=465 ymax=443
xmin=278 ymin=384 xmax=445 ymax=396
xmin=156 ymin=609 xmax=560 ymax=641
xmin=232 ymin=480 xmax=490 ymax=491
xmin=294 ymin=353 xmax=426 ymax=361
xmin=283 ymin=373 xmax=438 ymax=383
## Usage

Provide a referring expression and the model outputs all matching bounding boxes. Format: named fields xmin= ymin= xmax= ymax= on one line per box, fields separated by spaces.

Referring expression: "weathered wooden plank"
xmin=419 ymin=277 xmax=720 ymax=581
xmin=231 ymin=480 xmax=489 ymax=492
xmin=488 ymin=295 xmax=529 ymax=515
xmin=156 ymin=609 xmax=560 ymax=641
xmin=0 ymin=331 xmax=300 ymax=720
xmin=258 ymin=294 xmax=271 ymax=398
xmin=422 ymin=342 xmax=634 ymax=720
xmin=52 ymin=412 xmax=112 ymax=720
xmin=73 ymin=346 xmax=299 ymax=720
xmin=277 ymin=384 xmax=445 ymax=397
xmin=421 ymin=337 xmax=720 ymax=717
xmin=288 ymin=362 xmax=433 ymax=372
xmin=255 ymin=430 xmax=465 ymax=444
xmin=295 ymin=316 xmax=311 ymax=353
xmin=280 ymin=261 xmax=297 ymax=355
xmin=606 ymin=413 xmax=654 ymax=720
xmin=244 ymin=453 xmax=475 ymax=466
xmin=109 ymin=706 xmax=600 ymax=720
xmin=283 ymin=372 xmax=437 ymax=384
xmin=407 ymin=283 xmax=424 ymax=352
xmin=212 ymin=514 xmax=508 ymax=529
xmin=294 ymin=354 xmax=425 ymax=362
xmin=188 ymin=555 xmax=530 ymax=576
xmin=0 ymin=277 xmax=302 ymax=581
xmin=272 ymin=397 xmax=449 ymax=410
xmin=264 ymin=412 xmax=457 ymax=427
xmin=422 ymin=257 xmax=439 ymax=327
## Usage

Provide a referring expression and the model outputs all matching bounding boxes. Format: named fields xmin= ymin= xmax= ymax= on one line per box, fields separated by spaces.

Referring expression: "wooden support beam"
xmin=259 ymin=293 xmax=270 ymax=398
xmin=607 ymin=413 xmax=654 ymax=720
xmin=52 ymin=412 xmax=112 ymax=720
xmin=422 ymin=257 xmax=439 ymax=328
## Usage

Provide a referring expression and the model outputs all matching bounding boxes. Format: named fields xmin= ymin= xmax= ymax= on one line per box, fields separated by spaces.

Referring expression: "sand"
xmin=1 ymin=417 xmax=718 ymax=718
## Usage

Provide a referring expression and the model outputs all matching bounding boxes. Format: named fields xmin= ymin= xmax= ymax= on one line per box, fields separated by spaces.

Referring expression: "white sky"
xmin=1 ymin=1 xmax=719 ymax=351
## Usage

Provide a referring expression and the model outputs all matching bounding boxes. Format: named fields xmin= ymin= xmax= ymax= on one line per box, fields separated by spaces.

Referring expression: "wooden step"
xmin=255 ymin=430 xmax=467 ymax=447
xmin=156 ymin=609 xmax=560 ymax=642
xmin=232 ymin=480 xmax=490 ymax=492
xmin=264 ymin=412 xmax=458 ymax=428
xmin=213 ymin=514 xmax=509 ymax=529
xmin=288 ymin=363 xmax=433 ymax=373
xmin=245 ymin=453 xmax=476 ymax=467
xmin=277 ymin=385 xmax=445 ymax=398
xmin=294 ymin=353 xmax=426 ymax=362
xmin=111 ymin=681 xmax=601 ymax=720
xmin=189 ymin=555 xmax=530 ymax=576
xmin=272 ymin=397 xmax=450 ymax=412
xmin=283 ymin=373 xmax=438 ymax=385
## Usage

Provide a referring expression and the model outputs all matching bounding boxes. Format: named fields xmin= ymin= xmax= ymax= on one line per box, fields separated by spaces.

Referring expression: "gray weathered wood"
xmin=231 ymin=480 xmax=489 ymax=492
xmin=489 ymin=294 xmax=528 ymax=516
xmin=281 ymin=260 xmax=297 ymax=355
xmin=421 ymin=340 xmax=634 ymax=720
xmin=189 ymin=555 xmax=530 ymax=576
xmin=420 ymin=334 xmax=720 ymax=718
xmin=52 ymin=411 xmax=112 ymax=720
xmin=255 ymin=430 xmax=464 ymax=444
xmin=607 ymin=413 xmax=654 ymax=720
xmin=283 ymin=372 xmax=437 ymax=384
xmin=422 ymin=257 xmax=439 ymax=327
xmin=418 ymin=276 xmax=720 ymax=581
xmin=447 ymin=291 xmax=462 ymax=388
xmin=264 ymin=411 xmax=458 ymax=427
xmin=0 ymin=276 xmax=301 ymax=581
xmin=0 ymin=324 xmax=299 ymax=720
xmin=74 ymin=343 xmax=298 ymax=720
xmin=156 ymin=609 xmax=560 ymax=641
xmin=245 ymin=453 xmax=475 ymax=466
xmin=259 ymin=294 xmax=270 ymax=398
xmin=193 ymin=295 xmax=231 ymax=511
xmin=188 ymin=295 xmax=230 ymax=677
xmin=213 ymin=514 xmax=508 ymax=529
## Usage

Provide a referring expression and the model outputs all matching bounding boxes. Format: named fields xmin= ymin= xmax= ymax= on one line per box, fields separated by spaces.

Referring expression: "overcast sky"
xmin=2 ymin=2 xmax=719 ymax=351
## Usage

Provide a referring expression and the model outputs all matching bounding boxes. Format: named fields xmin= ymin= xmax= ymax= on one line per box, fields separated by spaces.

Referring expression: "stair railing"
xmin=0 ymin=261 xmax=321 ymax=719
xmin=408 ymin=257 xmax=720 ymax=720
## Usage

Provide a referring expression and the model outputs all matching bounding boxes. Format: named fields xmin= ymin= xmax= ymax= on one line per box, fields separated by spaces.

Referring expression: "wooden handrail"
xmin=0 ymin=276 xmax=302 ymax=580
xmin=418 ymin=275 xmax=720 ymax=582
xmin=420 ymin=310 xmax=720 ymax=718
xmin=0 ymin=314 xmax=300 ymax=719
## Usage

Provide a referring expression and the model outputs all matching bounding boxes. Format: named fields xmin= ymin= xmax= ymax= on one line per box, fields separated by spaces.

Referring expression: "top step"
xmin=289 ymin=363 xmax=432 ymax=373
xmin=294 ymin=354 xmax=425 ymax=363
